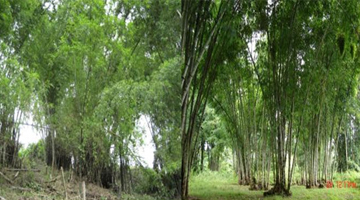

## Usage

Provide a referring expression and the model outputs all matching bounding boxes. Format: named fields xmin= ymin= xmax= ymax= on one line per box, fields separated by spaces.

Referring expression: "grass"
xmin=189 ymin=171 xmax=360 ymax=200
xmin=1 ymin=162 xmax=359 ymax=200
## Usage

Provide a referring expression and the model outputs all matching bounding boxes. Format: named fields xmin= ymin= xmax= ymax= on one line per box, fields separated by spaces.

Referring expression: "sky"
xmin=18 ymin=113 xmax=43 ymax=148
xmin=19 ymin=113 xmax=155 ymax=167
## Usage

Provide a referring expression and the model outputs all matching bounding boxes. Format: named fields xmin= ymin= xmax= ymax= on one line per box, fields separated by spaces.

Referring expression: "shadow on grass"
xmin=190 ymin=181 xmax=266 ymax=200
xmin=190 ymin=182 xmax=360 ymax=200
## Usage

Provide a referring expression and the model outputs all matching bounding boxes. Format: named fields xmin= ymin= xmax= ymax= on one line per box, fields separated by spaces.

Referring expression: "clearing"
xmin=189 ymin=172 xmax=360 ymax=200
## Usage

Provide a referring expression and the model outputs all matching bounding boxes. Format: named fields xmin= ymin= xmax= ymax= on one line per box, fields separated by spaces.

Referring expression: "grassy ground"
xmin=1 ymin=162 xmax=359 ymax=200
xmin=189 ymin=171 xmax=360 ymax=200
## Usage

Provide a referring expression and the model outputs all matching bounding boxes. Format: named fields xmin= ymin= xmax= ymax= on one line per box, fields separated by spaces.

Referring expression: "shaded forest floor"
xmin=189 ymin=171 xmax=360 ymax=200
xmin=0 ymin=160 xmax=118 ymax=200
xmin=1 ymin=163 xmax=360 ymax=200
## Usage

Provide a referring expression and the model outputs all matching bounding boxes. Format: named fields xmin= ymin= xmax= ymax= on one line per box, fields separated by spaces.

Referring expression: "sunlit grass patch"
xmin=189 ymin=171 xmax=360 ymax=200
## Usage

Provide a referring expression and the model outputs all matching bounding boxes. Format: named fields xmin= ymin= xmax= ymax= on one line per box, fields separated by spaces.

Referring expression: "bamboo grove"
xmin=1 ymin=0 xmax=360 ymax=199
xmin=180 ymin=0 xmax=360 ymax=198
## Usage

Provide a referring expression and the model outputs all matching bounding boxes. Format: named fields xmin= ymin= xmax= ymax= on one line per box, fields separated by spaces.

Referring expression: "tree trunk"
xmin=200 ymin=136 xmax=204 ymax=172
xmin=51 ymin=129 xmax=55 ymax=173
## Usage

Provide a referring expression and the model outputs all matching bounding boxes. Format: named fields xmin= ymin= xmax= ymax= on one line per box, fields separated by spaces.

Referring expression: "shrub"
xmin=132 ymin=167 xmax=164 ymax=195
xmin=132 ymin=167 xmax=180 ymax=199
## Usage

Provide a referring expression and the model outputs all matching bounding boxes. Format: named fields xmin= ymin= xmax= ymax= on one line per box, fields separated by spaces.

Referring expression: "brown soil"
xmin=0 ymin=162 xmax=118 ymax=200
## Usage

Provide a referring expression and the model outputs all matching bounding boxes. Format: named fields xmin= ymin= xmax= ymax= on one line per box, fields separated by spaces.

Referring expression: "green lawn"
xmin=189 ymin=171 xmax=360 ymax=200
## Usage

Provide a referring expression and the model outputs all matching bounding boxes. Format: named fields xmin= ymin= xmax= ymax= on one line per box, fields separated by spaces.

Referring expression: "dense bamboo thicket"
xmin=1 ymin=0 xmax=360 ymax=199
